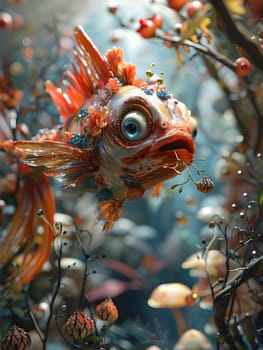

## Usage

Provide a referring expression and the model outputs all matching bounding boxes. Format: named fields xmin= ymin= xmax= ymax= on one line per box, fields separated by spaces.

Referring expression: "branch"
xmin=210 ymin=0 xmax=263 ymax=72
xmin=213 ymin=256 xmax=263 ymax=346
xmin=155 ymin=30 xmax=236 ymax=71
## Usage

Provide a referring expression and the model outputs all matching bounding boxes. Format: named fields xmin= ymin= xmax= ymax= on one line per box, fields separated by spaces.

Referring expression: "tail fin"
xmin=0 ymin=173 xmax=55 ymax=291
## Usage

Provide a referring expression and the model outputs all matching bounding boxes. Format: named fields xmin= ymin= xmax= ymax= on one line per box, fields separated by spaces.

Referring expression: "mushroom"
xmin=173 ymin=328 xmax=214 ymax=350
xmin=148 ymin=282 xmax=194 ymax=335
xmin=182 ymin=250 xmax=227 ymax=278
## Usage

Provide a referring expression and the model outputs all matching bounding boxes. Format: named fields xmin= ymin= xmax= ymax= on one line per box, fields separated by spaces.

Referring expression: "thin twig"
xmin=42 ymin=238 xmax=63 ymax=350
xmin=155 ymin=30 xmax=236 ymax=71
xmin=25 ymin=294 xmax=45 ymax=343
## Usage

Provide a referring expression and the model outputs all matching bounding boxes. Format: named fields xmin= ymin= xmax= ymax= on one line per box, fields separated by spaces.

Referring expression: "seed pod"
xmin=96 ymin=298 xmax=119 ymax=323
xmin=195 ymin=176 xmax=214 ymax=193
xmin=1 ymin=325 xmax=31 ymax=350
xmin=65 ymin=310 xmax=94 ymax=340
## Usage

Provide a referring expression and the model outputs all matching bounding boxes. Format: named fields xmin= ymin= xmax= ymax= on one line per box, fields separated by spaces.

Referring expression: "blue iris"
xmin=122 ymin=117 xmax=141 ymax=140
xmin=121 ymin=110 xmax=149 ymax=141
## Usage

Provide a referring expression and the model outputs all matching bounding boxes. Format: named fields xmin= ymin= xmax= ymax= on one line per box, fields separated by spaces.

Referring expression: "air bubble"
xmin=61 ymin=304 xmax=67 ymax=312
xmin=37 ymin=209 xmax=44 ymax=216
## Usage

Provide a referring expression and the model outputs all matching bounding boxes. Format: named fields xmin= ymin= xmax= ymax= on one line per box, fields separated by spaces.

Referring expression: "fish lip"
xmin=158 ymin=139 xmax=194 ymax=154
xmin=150 ymin=134 xmax=195 ymax=160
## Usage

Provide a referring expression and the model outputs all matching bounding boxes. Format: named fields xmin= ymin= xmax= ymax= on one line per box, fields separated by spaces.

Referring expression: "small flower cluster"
xmin=83 ymin=106 xmax=109 ymax=137
xmin=1 ymin=325 xmax=31 ymax=350
xmin=67 ymin=133 xmax=89 ymax=148
xmin=195 ymin=175 xmax=215 ymax=193
xmin=78 ymin=107 xmax=89 ymax=119
xmin=64 ymin=298 xmax=119 ymax=343
xmin=65 ymin=311 xmax=95 ymax=340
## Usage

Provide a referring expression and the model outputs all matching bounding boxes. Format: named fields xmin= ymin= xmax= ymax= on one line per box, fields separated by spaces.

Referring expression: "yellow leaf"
xmin=180 ymin=4 xmax=212 ymax=40
xmin=175 ymin=48 xmax=184 ymax=66
xmin=223 ymin=0 xmax=246 ymax=15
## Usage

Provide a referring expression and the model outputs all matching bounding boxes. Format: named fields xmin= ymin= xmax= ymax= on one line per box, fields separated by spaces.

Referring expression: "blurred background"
xmin=0 ymin=0 xmax=262 ymax=349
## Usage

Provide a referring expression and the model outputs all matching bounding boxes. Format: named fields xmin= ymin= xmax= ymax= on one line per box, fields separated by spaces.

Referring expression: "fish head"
xmin=100 ymin=84 xmax=196 ymax=191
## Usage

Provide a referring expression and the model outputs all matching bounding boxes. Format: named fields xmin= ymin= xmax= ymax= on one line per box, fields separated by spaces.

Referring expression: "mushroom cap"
xmin=182 ymin=250 xmax=227 ymax=277
xmin=148 ymin=282 xmax=192 ymax=308
xmin=174 ymin=328 xmax=214 ymax=350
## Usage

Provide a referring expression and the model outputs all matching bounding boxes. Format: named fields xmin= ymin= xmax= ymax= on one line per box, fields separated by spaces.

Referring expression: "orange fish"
xmin=0 ymin=26 xmax=196 ymax=290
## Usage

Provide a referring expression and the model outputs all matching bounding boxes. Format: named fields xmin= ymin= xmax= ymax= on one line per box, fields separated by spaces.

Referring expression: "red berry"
xmin=174 ymin=22 xmax=183 ymax=34
xmin=137 ymin=19 xmax=156 ymax=39
xmin=150 ymin=14 xmax=163 ymax=28
xmin=167 ymin=0 xmax=187 ymax=11
xmin=235 ymin=57 xmax=252 ymax=77
xmin=186 ymin=1 xmax=204 ymax=18
xmin=0 ymin=12 xmax=13 ymax=29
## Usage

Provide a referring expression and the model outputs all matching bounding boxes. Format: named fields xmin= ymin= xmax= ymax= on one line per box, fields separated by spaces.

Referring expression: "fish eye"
xmin=121 ymin=111 xmax=149 ymax=141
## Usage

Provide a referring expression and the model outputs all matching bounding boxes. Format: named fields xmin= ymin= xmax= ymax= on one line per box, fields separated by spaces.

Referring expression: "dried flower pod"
xmin=65 ymin=311 xmax=94 ymax=340
xmin=1 ymin=325 xmax=31 ymax=350
xmin=195 ymin=176 xmax=214 ymax=193
xmin=95 ymin=298 xmax=119 ymax=323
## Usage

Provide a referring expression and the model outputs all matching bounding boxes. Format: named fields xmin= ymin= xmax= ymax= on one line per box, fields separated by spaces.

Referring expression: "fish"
xmin=0 ymin=26 xmax=196 ymax=291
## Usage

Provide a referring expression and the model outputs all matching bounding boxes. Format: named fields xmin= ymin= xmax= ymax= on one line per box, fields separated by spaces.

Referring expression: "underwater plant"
xmin=0 ymin=0 xmax=262 ymax=349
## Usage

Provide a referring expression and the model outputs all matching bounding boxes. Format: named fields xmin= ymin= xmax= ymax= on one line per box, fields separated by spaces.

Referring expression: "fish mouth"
xmin=158 ymin=139 xmax=194 ymax=154
xmin=151 ymin=134 xmax=195 ymax=162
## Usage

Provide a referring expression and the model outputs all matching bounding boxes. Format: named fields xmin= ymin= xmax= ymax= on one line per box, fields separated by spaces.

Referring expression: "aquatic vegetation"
xmin=0 ymin=0 xmax=262 ymax=349
xmin=1 ymin=325 xmax=31 ymax=350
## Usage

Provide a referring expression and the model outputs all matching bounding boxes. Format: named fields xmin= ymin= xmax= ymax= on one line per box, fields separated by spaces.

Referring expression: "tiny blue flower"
xmin=78 ymin=108 xmax=89 ymax=119
xmin=67 ymin=134 xmax=89 ymax=148
xmin=143 ymin=88 xmax=154 ymax=95
xmin=157 ymin=89 xmax=170 ymax=100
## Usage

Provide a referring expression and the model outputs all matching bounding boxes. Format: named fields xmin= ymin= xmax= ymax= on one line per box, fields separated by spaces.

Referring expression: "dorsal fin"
xmin=45 ymin=26 xmax=112 ymax=119
xmin=45 ymin=26 xmax=142 ymax=120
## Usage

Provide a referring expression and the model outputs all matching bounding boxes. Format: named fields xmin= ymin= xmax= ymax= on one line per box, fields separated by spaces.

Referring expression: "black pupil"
xmin=126 ymin=122 xmax=137 ymax=135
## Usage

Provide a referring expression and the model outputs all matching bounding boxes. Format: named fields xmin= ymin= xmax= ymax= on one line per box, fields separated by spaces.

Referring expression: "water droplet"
xmin=37 ymin=209 xmax=44 ymax=216
xmin=209 ymin=221 xmax=215 ymax=229
xmin=61 ymin=304 xmax=67 ymax=311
